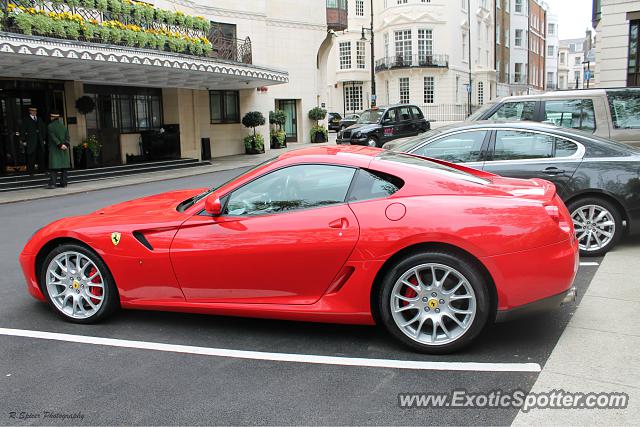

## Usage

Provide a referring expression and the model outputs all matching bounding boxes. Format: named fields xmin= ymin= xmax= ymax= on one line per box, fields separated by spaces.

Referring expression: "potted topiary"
xmin=308 ymin=106 xmax=328 ymax=143
xmin=242 ymin=111 xmax=266 ymax=154
xmin=269 ymin=109 xmax=287 ymax=149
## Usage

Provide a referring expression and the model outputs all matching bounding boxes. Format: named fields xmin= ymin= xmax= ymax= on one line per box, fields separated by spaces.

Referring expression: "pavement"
xmin=513 ymin=238 xmax=640 ymax=425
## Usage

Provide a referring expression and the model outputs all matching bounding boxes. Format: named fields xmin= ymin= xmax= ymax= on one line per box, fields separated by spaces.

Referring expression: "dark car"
xmin=337 ymin=105 xmax=430 ymax=147
xmin=384 ymin=121 xmax=640 ymax=256
xmin=328 ymin=112 xmax=342 ymax=131
xmin=338 ymin=113 xmax=360 ymax=130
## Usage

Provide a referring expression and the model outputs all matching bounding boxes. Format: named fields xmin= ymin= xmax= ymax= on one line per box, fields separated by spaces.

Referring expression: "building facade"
xmin=528 ymin=0 xmax=547 ymax=91
xmin=592 ymin=0 xmax=640 ymax=87
xmin=496 ymin=0 xmax=511 ymax=97
xmin=558 ymin=32 xmax=597 ymax=90
xmin=0 ymin=0 xmax=335 ymax=175
xmin=509 ymin=0 xmax=530 ymax=94
xmin=326 ymin=0 xmax=497 ymax=122
xmin=545 ymin=11 xmax=559 ymax=90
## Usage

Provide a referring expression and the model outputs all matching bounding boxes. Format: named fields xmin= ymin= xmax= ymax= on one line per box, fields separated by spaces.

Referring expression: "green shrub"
xmin=121 ymin=29 xmax=136 ymax=46
xmin=308 ymin=106 xmax=327 ymax=123
xmin=80 ymin=0 xmax=95 ymax=8
xmin=242 ymin=111 xmax=266 ymax=136
xmin=310 ymin=124 xmax=328 ymax=142
xmin=14 ymin=13 xmax=34 ymax=35
xmin=108 ymin=0 xmax=122 ymax=14
xmin=244 ymin=134 xmax=265 ymax=154
xmin=269 ymin=110 xmax=287 ymax=130
xmin=65 ymin=21 xmax=81 ymax=40
xmin=95 ymin=0 xmax=108 ymax=12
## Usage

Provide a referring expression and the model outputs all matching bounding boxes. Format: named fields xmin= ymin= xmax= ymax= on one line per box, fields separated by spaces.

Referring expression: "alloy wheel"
xmin=45 ymin=251 xmax=105 ymax=319
xmin=572 ymin=204 xmax=616 ymax=253
xmin=390 ymin=263 xmax=476 ymax=346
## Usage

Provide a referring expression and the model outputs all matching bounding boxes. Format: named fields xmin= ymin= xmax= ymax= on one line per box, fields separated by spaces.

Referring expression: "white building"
xmin=592 ymin=0 xmax=640 ymax=87
xmin=545 ymin=10 xmax=559 ymax=90
xmin=508 ymin=0 xmax=530 ymax=94
xmin=326 ymin=0 xmax=497 ymax=122
xmin=558 ymin=33 xmax=597 ymax=90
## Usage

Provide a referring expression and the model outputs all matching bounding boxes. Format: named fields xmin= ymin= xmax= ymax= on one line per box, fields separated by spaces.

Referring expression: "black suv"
xmin=336 ymin=105 xmax=430 ymax=147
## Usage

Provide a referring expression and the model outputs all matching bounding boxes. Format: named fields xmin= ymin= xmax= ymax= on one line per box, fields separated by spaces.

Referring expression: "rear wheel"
xmin=378 ymin=251 xmax=490 ymax=354
xmin=40 ymin=243 xmax=118 ymax=323
xmin=567 ymin=197 xmax=623 ymax=257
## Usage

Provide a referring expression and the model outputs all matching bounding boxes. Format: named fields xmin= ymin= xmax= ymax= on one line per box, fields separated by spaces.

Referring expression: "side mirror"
xmin=204 ymin=193 xmax=223 ymax=216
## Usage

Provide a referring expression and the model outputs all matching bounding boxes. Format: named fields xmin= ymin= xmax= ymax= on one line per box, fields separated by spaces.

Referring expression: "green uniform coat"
xmin=20 ymin=116 xmax=46 ymax=155
xmin=47 ymin=120 xmax=71 ymax=170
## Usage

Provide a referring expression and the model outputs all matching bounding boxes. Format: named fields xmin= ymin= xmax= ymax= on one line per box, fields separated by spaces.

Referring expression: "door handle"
xmin=329 ymin=218 xmax=348 ymax=229
xmin=542 ymin=167 xmax=565 ymax=175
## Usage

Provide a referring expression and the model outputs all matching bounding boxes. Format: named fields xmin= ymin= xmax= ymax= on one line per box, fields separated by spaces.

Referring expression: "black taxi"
xmin=336 ymin=104 xmax=430 ymax=147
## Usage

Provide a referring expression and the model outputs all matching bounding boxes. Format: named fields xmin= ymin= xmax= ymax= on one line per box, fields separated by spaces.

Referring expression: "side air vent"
xmin=133 ymin=231 xmax=153 ymax=251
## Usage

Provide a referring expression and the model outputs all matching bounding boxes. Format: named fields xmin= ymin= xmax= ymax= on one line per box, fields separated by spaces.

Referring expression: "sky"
xmin=544 ymin=0 xmax=594 ymax=40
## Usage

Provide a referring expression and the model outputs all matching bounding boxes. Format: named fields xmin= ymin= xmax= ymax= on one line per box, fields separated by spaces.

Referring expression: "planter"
xmin=73 ymin=146 xmax=102 ymax=169
xmin=245 ymin=147 xmax=265 ymax=155
xmin=313 ymin=131 xmax=327 ymax=143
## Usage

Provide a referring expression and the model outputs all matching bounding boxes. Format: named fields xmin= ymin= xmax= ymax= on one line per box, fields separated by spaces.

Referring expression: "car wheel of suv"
xmin=367 ymin=136 xmax=378 ymax=147
xmin=377 ymin=251 xmax=490 ymax=354
xmin=568 ymin=197 xmax=623 ymax=257
xmin=41 ymin=243 xmax=119 ymax=323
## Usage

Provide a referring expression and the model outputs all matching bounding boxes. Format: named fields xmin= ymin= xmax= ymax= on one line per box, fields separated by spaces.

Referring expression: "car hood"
xmin=94 ymin=188 xmax=207 ymax=216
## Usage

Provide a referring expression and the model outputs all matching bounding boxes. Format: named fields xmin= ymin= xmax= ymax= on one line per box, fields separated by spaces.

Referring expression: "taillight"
xmin=545 ymin=204 xmax=572 ymax=234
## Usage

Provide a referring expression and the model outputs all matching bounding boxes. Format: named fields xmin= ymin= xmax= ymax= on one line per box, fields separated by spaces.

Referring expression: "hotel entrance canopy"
xmin=0 ymin=32 xmax=288 ymax=90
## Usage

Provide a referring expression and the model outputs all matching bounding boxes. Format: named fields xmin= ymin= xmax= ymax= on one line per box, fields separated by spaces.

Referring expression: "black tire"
xmin=377 ymin=251 xmax=491 ymax=354
xmin=567 ymin=197 xmax=623 ymax=257
xmin=40 ymin=243 xmax=119 ymax=324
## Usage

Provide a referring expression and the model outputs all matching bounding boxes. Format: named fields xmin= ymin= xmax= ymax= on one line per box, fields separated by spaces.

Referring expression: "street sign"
xmin=464 ymin=83 xmax=472 ymax=94
xmin=584 ymin=70 xmax=592 ymax=81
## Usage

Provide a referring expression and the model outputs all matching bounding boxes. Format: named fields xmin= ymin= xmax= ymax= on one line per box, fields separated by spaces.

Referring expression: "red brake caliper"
xmin=401 ymin=277 xmax=418 ymax=306
xmin=87 ymin=266 xmax=103 ymax=305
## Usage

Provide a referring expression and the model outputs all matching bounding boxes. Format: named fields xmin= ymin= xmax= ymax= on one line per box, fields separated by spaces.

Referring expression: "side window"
xmin=413 ymin=131 xmax=487 ymax=163
xmin=347 ymin=169 xmax=404 ymax=202
xmin=543 ymin=99 xmax=596 ymax=132
xmin=493 ymin=130 xmax=554 ymax=161
xmin=384 ymin=109 xmax=397 ymax=123
xmin=607 ymin=90 xmax=640 ymax=129
xmin=411 ymin=106 xmax=424 ymax=119
xmin=398 ymin=106 xmax=412 ymax=121
xmin=225 ymin=165 xmax=356 ymax=216
xmin=487 ymin=101 xmax=537 ymax=121
xmin=554 ymin=137 xmax=579 ymax=158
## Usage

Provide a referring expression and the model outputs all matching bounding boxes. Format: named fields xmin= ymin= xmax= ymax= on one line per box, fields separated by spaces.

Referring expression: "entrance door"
xmin=86 ymin=94 xmax=121 ymax=166
xmin=277 ymin=99 xmax=298 ymax=142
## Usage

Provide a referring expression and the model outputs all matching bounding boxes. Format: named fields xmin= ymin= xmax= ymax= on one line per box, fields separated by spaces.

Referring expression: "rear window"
xmin=376 ymin=151 xmax=489 ymax=185
xmin=607 ymin=89 xmax=640 ymax=129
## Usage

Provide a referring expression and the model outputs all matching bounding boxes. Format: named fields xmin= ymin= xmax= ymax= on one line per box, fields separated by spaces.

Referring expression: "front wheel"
xmin=377 ymin=251 xmax=490 ymax=354
xmin=568 ymin=197 xmax=623 ymax=257
xmin=40 ymin=243 xmax=119 ymax=323
xmin=366 ymin=136 xmax=378 ymax=147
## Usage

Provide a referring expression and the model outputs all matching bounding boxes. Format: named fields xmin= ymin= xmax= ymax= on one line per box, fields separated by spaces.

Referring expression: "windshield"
xmin=358 ymin=110 xmax=384 ymax=124
xmin=177 ymin=157 xmax=278 ymax=211
xmin=389 ymin=129 xmax=443 ymax=152
xmin=466 ymin=102 xmax=496 ymax=121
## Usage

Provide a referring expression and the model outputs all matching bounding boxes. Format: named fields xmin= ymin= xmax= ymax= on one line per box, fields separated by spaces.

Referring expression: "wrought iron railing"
xmin=375 ymin=54 xmax=449 ymax=72
xmin=0 ymin=0 xmax=252 ymax=64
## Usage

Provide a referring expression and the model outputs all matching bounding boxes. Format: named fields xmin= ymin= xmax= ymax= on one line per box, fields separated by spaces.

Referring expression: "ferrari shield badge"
xmin=111 ymin=232 xmax=122 ymax=246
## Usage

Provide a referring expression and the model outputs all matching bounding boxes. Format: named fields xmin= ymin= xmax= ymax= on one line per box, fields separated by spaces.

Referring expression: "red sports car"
xmin=19 ymin=146 xmax=578 ymax=353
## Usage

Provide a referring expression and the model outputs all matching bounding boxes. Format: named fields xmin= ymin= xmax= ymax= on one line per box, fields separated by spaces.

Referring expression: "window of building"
xmin=84 ymin=85 xmax=163 ymax=133
xmin=418 ymin=29 xmax=433 ymax=63
xmin=560 ymin=51 xmax=566 ymax=64
xmin=356 ymin=41 xmax=366 ymax=69
xmin=628 ymin=20 xmax=640 ymax=86
xmin=395 ymin=30 xmax=412 ymax=63
xmin=339 ymin=41 xmax=352 ymax=69
xmin=384 ymin=33 xmax=389 ymax=58
xmin=399 ymin=77 xmax=410 ymax=104
xmin=462 ymin=0 xmax=467 ymax=11
xmin=496 ymin=23 xmax=501 ymax=45
xmin=423 ymin=76 xmax=434 ymax=104
xmin=515 ymin=0 xmax=523 ymax=13
xmin=548 ymin=45 xmax=555 ymax=57
xmin=209 ymin=90 xmax=240 ymax=124
xmin=462 ymin=33 xmax=468 ymax=62
xmin=548 ymin=23 xmax=556 ymax=35
xmin=477 ymin=81 xmax=484 ymax=106
xmin=547 ymin=72 xmax=555 ymax=86
xmin=575 ymin=56 xmax=582 ymax=66
xmin=397 ymin=0 xmax=407 ymax=4
xmin=356 ymin=0 xmax=364 ymax=16
xmin=574 ymin=70 xmax=581 ymax=84
xmin=344 ymin=84 xmax=363 ymax=112
xmin=505 ymin=27 xmax=509 ymax=47
xmin=544 ymin=99 xmax=596 ymax=132
xmin=515 ymin=29 xmax=523 ymax=47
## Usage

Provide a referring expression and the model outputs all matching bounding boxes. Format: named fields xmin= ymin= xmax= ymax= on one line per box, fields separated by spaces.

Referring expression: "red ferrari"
xmin=20 ymin=146 xmax=578 ymax=353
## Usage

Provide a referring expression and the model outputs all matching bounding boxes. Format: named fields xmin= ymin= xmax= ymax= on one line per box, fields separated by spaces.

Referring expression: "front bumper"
xmin=337 ymin=137 xmax=367 ymax=146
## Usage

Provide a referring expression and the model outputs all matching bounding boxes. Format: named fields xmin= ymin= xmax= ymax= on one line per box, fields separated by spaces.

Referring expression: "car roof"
xmin=432 ymin=120 xmax=561 ymax=133
xmin=494 ymin=88 xmax=608 ymax=102
xmin=277 ymin=145 xmax=381 ymax=163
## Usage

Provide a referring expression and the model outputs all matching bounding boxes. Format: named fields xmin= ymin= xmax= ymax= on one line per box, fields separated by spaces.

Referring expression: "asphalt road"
xmin=0 ymin=169 xmax=603 ymax=426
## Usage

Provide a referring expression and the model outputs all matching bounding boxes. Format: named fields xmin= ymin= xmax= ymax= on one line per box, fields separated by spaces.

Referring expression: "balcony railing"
xmin=375 ymin=54 xmax=449 ymax=72
xmin=0 ymin=0 xmax=252 ymax=64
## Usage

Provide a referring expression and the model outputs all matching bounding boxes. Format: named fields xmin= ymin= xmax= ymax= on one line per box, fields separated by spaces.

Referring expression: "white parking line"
xmin=0 ymin=327 xmax=541 ymax=373
xmin=579 ymin=262 xmax=600 ymax=266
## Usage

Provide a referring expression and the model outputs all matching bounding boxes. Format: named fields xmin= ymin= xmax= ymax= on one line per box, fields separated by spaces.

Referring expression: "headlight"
xmin=352 ymin=132 xmax=361 ymax=139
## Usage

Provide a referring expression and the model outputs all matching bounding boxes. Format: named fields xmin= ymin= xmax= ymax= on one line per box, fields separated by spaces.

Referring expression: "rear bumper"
xmin=495 ymin=286 xmax=577 ymax=322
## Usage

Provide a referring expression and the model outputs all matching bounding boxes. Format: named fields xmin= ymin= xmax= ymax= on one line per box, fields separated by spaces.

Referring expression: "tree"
xmin=242 ymin=111 xmax=266 ymax=137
